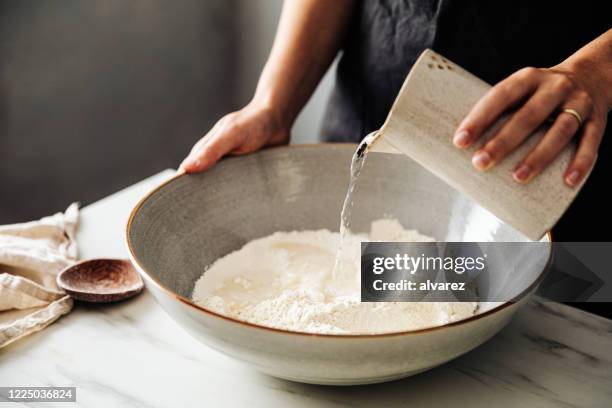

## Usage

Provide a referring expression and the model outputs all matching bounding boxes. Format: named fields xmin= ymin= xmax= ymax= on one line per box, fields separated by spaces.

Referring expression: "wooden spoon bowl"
xmin=57 ymin=259 xmax=144 ymax=303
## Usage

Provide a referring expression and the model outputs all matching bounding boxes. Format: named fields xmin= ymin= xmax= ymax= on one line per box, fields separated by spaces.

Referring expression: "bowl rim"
xmin=125 ymin=144 xmax=553 ymax=339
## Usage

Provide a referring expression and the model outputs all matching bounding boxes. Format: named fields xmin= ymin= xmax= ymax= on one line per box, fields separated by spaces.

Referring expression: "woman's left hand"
xmin=453 ymin=61 xmax=610 ymax=187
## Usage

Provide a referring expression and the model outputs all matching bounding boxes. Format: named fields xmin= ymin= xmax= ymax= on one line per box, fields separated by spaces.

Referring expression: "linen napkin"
xmin=0 ymin=203 xmax=79 ymax=348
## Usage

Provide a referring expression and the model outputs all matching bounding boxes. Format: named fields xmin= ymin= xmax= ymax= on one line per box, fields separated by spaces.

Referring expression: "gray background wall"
xmin=0 ymin=0 xmax=332 ymax=223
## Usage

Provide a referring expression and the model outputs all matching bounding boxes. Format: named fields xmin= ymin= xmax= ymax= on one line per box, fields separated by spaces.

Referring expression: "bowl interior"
xmin=127 ymin=145 xmax=549 ymax=316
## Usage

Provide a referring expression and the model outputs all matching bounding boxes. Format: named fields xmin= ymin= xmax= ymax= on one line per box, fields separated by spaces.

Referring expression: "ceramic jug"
xmin=366 ymin=49 xmax=590 ymax=240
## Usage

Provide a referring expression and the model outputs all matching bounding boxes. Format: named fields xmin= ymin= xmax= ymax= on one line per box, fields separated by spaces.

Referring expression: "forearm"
xmin=558 ymin=28 xmax=612 ymax=108
xmin=252 ymin=0 xmax=356 ymax=127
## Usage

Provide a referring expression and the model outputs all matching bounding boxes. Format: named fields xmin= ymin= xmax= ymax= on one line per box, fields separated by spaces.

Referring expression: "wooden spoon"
xmin=57 ymin=259 xmax=143 ymax=303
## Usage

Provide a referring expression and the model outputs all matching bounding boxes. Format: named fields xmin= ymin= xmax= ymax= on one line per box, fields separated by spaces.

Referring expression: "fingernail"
xmin=512 ymin=164 xmax=532 ymax=183
xmin=565 ymin=170 xmax=581 ymax=186
xmin=453 ymin=130 xmax=470 ymax=148
xmin=472 ymin=150 xmax=491 ymax=170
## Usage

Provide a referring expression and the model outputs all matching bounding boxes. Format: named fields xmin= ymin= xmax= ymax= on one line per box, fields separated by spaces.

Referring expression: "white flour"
xmin=192 ymin=219 xmax=478 ymax=334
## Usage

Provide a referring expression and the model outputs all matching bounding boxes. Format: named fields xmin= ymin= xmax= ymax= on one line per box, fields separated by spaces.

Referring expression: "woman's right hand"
xmin=179 ymin=101 xmax=290 ymax=173
xmin=180 ymin=0 xmax=355 ymax=173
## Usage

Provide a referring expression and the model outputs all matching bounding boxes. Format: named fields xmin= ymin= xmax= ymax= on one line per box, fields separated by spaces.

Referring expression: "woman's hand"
xmin=179 ymin=102 xmax=290 ymax=173
xmin=453 ymin=38 xmax=611 ymax=187
xmin=180 ymin=0 xmax=355 ymax=173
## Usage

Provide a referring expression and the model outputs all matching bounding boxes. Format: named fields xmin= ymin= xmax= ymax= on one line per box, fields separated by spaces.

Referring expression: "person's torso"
xmin=322 ymin=0 xmax=610 ymax=141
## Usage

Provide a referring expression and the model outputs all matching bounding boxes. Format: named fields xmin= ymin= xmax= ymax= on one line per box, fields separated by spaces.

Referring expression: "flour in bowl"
xmin=191 ymin=219 xmax=478 ymax=335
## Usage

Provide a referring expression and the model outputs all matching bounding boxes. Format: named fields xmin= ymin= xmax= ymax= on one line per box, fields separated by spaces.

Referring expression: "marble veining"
xmin=0 ymin=170 xmax=610 ymax=407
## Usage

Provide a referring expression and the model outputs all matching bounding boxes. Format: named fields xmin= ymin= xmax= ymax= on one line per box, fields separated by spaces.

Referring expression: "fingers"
xmin=179 ymin=104 xmax=290 ymax=174
xmin=511 ymin=115 xmax=577 ymax=183
xmin=455 ymin=65 xmax=605 ymax=186
xmin=564 ymin=119 xmax=604 ymax=187
xmin=180 ymin=136 xmax=215 ymax=173
xmin=471 ymin=89 xmax=564 ymax=170
xmin=471 ymin=77 xmax=572 ymax=171
xmin=454 ymin=67 xmax=540 ymax=148
xmin=512 ymin=94 xmax=593 ymax=183
xmin=180 ymin=117 xmax=244 ymax=173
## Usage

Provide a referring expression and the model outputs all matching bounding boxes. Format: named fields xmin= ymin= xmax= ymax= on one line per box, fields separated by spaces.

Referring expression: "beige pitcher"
xmin=366 ymin=49 xmax=590 ymax=241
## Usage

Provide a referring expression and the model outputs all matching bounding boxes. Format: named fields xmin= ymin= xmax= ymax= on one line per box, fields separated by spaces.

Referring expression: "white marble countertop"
xmin=1 ymin=169 xmax=611 ymax=407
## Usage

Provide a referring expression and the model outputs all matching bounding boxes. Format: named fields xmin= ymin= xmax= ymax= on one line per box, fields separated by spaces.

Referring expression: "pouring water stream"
xmin=332 ymin=140 xmax=371 ymax=279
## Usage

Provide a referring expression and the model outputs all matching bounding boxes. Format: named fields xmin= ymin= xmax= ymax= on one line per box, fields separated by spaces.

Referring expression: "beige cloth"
xmin=0 ymin=204 xmax=79 ymax=347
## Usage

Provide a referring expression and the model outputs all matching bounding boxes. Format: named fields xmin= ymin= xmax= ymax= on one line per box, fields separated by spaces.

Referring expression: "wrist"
xmin=559 ymin=55 xmax=612 ymax=109
xmin=249 ymin=91 xmax=295 ymax=132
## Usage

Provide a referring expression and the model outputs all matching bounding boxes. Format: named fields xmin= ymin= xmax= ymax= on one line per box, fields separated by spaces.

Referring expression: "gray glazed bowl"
xmin=126 ymin=144 xmax=551 ymax=385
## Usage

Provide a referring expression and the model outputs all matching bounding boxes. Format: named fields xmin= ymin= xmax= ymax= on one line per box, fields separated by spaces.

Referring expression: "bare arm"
xmin=181 ymin=0 xmax=355 ymax=173
xmin=455 ymin=28 xmax=612 ymax=187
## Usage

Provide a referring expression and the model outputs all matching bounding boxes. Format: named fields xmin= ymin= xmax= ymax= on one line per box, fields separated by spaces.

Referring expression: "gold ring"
xmin=561 ymin=108 xmax=583 ymax=128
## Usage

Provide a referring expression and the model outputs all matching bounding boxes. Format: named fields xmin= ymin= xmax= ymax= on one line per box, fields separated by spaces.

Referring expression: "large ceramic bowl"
xmin=126 ymin=144 xmax=551 ymax=385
